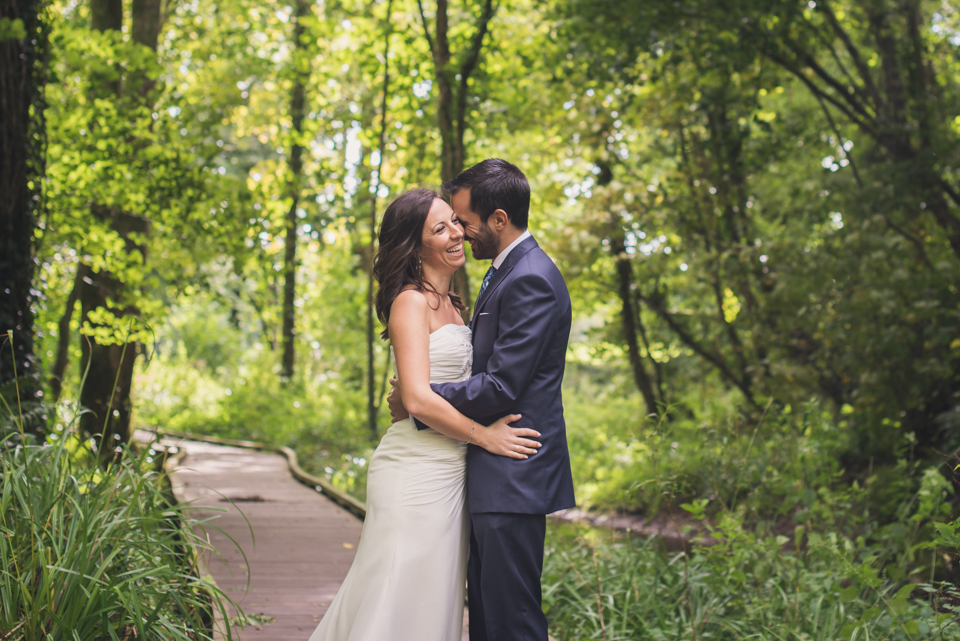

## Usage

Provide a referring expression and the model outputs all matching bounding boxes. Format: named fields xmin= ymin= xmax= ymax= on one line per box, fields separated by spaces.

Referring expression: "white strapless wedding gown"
xmin=309 ymin=324 xmax=473 ymax=641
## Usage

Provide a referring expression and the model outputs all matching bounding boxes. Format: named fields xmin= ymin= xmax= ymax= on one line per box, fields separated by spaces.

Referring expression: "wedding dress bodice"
xmin=426 ymin=324 xmax=473 ymax=384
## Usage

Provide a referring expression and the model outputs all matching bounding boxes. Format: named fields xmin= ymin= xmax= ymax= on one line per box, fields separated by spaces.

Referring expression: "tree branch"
xmin=458 ymin=0 xmax=495 ymax=84
xmin=785 ymin=40 xmax=874 ymax=121
xmin=454 ymin=0 xmax=495 ymax=173
xmin=799 ymin=12 xmax=873 ymax=112
xmin=880 ymin=214 xmax=935 ymax=270
xmin=940 ymin=178 xmax=960 ymax=210
xmin=811 ymin=89 xmax=863 ymax=188
xmin=637 ymin=291 xmax=760 ymax=410
xmin=818 ymin=0 xmax=882 ymax=109
xmin=765 ymin=50 xmax=879 ymax=140
xmin=415 ymin=0 xmax=436 ymax=60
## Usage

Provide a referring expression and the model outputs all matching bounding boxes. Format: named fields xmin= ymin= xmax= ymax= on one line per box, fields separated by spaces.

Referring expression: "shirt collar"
xmin=492 ymin=230 xmax=532 ymax=270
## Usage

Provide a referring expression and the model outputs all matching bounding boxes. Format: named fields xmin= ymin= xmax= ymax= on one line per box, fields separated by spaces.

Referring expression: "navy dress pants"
xmin=467 ymin=512 xmax=548 ymax=641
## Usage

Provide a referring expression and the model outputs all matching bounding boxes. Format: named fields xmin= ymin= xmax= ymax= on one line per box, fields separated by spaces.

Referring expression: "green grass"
xmin=543 ymin=518 xmax=960 ymax=641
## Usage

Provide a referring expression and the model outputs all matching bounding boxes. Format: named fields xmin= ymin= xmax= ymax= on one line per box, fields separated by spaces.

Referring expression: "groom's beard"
xmin=467 ymin=225 xmax=499 ymax=260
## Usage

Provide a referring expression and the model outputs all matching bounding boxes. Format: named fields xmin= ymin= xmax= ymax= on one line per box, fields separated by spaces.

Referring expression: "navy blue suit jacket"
xmin=417 ymin=235 xmax=576 ymax=515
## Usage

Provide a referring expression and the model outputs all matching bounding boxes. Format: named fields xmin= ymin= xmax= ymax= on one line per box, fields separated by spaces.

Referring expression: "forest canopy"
xmin=2 ymin=0 xmax=959 ymax=513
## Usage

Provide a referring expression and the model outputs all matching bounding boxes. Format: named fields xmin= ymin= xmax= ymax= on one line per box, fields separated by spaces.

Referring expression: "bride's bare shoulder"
xmin=394 ymin=287 xmax=428 ymax=306
xmin=390 ymin=289 xmax=430 ymax=327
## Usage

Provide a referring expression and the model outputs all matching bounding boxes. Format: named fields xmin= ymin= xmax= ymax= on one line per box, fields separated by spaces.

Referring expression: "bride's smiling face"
xmin=420 ymin=198 xmax=465 ymax=273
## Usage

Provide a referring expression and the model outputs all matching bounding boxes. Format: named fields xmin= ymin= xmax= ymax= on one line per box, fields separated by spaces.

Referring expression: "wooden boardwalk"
xmin=157 ymin=434 xmax=471 ymax=640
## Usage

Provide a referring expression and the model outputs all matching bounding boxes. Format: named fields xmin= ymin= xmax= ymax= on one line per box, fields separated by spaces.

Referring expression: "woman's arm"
xmin=389 ymin=290 xmax=541 ymax=459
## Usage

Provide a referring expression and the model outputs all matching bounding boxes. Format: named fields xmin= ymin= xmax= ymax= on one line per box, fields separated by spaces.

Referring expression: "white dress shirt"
xmin=492 ymin=230 xmax=532 ymax=269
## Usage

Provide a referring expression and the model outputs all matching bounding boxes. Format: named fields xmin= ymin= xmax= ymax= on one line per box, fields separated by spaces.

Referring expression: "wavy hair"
xmin=373 ymin=188 xmax=466 ymax=340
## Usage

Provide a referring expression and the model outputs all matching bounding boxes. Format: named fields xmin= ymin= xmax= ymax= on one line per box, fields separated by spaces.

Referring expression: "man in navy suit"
xmin=390 ymin=159 xmax=576 ymax=641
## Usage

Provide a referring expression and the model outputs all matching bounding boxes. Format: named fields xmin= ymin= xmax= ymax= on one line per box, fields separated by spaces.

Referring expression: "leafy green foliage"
xmin=0 ymin=429 xmax=237 ymax=640
xmin=0 ymin=17 xmax=27 ymax=40
xmin=543 ymin=519 xmax=960 ymax=641
xmin=21 ymin=0 xmax=960 ymax=633
xmin=0 ymin=375 xmax=47 ymax=445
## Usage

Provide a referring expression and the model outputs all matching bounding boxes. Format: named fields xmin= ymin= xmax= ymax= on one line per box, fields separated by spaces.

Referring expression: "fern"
xmin=0 ymin=373 xmax=46 ymax=443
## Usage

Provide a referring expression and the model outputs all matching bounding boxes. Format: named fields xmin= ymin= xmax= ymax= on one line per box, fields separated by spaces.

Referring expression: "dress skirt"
xmin=309 ymin=418 xmax=469 ymax=641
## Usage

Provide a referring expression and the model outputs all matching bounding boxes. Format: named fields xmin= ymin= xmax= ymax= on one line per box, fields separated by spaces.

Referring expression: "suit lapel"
xmin=472 ymin=235 xmax=539 ymax=319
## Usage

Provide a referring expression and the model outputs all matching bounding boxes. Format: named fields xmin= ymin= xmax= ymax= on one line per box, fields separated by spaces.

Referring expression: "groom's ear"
xmin=490 ymin=208 xmax=510 ymax=231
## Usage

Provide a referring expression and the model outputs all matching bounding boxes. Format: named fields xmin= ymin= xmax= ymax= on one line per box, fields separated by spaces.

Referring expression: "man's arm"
xmin=432 ymin=271 xmax=561 ymax=418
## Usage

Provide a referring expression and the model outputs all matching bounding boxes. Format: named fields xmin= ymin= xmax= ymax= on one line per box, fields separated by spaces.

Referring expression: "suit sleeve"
xmin=429 ymin=271 xmax=560 ymax=419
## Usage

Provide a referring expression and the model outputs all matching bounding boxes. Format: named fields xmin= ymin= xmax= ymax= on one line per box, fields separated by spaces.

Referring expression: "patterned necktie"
xmin=477 ymin=266 xmax=497 ymax=301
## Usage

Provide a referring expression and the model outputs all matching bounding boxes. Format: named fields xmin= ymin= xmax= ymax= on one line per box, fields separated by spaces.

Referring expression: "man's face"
xmin=451 ymin=189 xmax=499 ymax=260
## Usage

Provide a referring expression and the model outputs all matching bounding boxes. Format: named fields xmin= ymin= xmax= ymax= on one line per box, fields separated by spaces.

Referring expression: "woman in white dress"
xmin=309 ymin=188 xmax=543 ymax=641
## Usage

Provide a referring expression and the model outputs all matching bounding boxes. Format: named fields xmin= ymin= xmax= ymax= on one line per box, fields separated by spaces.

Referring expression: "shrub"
xmin=0 ymin=430 xmax=237 ymax=640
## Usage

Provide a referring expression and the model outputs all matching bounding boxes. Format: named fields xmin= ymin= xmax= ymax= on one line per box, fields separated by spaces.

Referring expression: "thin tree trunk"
xmin=634 ymin=300 xmax=665 ymax=407
xmin=131 ymin=0 xmax=162 ymax=50
xmin=612 ymin=244 xmax=658 ymax=417
xmin=50 ymin=264 xmax=87 ymax=403
xmin=637 ymin=290 xmax=760 ymax=411
xmin=416 ymin=0 xmax=495 ymax=317
xmin=281 ymin=0 xmax=310 ymax=380
xmin=0 ymin=0 xmax=45 ymax=435
xmin=367 ymin=0 xmax=394 ymax=440
xmin=761 ymin=5 xmax=960 ymax=260
xmin=901 ymin=0 xmax=960 ymax=259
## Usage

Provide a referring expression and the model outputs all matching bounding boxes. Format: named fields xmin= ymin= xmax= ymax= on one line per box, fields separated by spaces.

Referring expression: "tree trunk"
xmin=280 ymin=191 xmax=300 ymax=379
xmin=131 ymin=0 xmax=162 ymax=49
xmin=612 ymin=245 xmax=659 ymax=418
xmin=417 ymin=0 xmax=495 ymax=317
xmin=50 ymin=264 xmax=87 ymax=403
xmin=77 ymin=0 xmax=160 ymax=461
xmin=130 ymin=0 xmax=162 ymax=95
xmin=634 ymin=298 xmax=665 ymax=407
xmin=78 ymin=210 xmax=148 ymax=457
xmin=367 ymin=0 xmax=394 ymax=440
xmin=0 ymin=0 xmax=45 ymax=435
xmin=281 ymin=0 xmax=310 ymax=380
xmin=427 ymin=0 xmax=472 ymax=316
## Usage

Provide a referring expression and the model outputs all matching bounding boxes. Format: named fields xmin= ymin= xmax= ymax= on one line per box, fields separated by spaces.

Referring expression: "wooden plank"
xmin=159 ymin=436 xmax=471 ymax=640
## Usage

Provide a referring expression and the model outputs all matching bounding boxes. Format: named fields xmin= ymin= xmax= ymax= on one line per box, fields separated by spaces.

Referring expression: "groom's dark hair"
xmin=442 ymin=158 xmax=530 ymax=230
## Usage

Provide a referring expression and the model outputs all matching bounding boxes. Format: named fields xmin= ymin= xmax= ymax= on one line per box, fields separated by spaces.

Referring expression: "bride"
xmin=309 ymin=188 xmax=543 ymax=641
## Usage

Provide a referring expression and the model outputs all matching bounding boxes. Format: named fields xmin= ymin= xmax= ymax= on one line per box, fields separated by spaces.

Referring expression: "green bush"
xmin=563 ymin=366 xmax=854 ymax=521
xmin=0 ymin=429 xmax=237 ymax=640
xmin=135 ymin=293 xmax=380 ymax=501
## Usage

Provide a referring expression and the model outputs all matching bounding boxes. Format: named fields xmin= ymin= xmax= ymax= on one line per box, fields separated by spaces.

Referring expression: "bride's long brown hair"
xmin=373 ymin=188 xmax=466 ymax=340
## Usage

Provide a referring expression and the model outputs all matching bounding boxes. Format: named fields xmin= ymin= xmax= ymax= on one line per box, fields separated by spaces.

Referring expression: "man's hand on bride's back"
xmin=387 ymin=378 xmax=409 ymax=422
xmin=476 ymin=414 xmax=541 ymax=460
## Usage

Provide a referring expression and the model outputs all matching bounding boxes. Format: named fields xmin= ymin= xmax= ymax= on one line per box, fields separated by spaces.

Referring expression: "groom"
xmin=389 ymin=158 xmax=575 ymax=641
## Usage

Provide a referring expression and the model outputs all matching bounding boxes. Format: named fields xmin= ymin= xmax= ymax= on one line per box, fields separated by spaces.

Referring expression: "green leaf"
xmin=839 ymin=585 xmax=859 ymax=602
xmin=0 ymin=17 xmax=26 ymax=41
xmin=895 ymin=584 xmax=917 ymax=601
